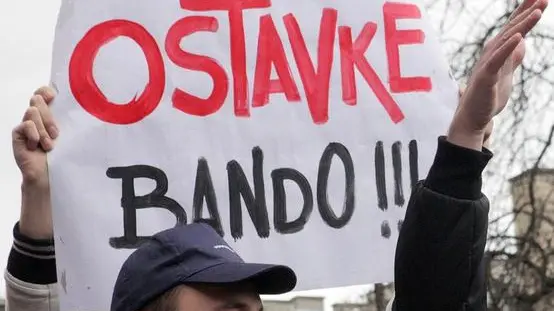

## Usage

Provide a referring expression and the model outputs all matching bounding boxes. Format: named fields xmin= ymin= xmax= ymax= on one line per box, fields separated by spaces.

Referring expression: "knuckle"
xmin=25 ymin=122 xmax=37 ymax=133
xmin=29 ymin=95 xmax=43 ymax=107
xmin=501 ymin=33 xmax=512 ymax=43
xmin=505 ymin=17 xmax=516 ymax=28
xmin=34 ymin=86 xmax=56 ymax=102
xmin=26 ymin=106 xmax=40 ymax=116
xmin=21 ymin=120 xmax=38 ymax=135
xmin=22 ymin=120 xmax=34 ymax=128
xmin=34 ymin=86 xmax=50 ymax=94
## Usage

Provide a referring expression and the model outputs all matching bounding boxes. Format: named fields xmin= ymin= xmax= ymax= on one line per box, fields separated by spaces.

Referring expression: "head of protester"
xmin=111 ymin=223 xmax=296 ymax=311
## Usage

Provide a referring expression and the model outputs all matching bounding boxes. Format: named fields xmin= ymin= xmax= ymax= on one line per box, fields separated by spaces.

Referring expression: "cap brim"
xmin=182 ymin=262 xmax=297 ymax=294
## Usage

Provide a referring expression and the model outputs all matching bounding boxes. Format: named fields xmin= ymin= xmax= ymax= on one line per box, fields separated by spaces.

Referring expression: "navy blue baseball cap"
xmin=111 ymin=223 xmax=297 ymax=311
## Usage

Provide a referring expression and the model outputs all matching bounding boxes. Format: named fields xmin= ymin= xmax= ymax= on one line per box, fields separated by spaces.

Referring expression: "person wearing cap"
xmin=111 ymin=222 xmax=297 ymax=311
xmin=4 ymin=0 xmax=548 ymax=310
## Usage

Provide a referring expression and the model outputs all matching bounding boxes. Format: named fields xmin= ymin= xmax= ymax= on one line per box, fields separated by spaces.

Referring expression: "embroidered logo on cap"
xmin=214 ymin=245 xmax=237 ymax=254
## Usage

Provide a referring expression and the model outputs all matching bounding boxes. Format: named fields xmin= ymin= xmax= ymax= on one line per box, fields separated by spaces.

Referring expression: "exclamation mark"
xmin=375 ymin=141 xmax=391 ymax=238
xmin=409 ymin=140 xmax=419 ymax=189
xmin=397 ymin=140 xmax=419 ymax=233
xmin=392 ymin=142 xmax=404 ymax=207
xmin=392 ymin=141 xmax=406 ymax=234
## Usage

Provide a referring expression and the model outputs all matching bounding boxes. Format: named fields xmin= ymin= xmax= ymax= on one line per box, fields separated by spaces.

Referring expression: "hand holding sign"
xmin=448 ymin=0 xmax=548 ymax=151
xmin=12 ymin=86 xmax=58 ymax=239
xmin=13 ymin=87 xmax=58 ymax=182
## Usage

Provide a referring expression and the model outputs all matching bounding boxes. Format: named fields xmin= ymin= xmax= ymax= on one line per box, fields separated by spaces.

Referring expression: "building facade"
xmin=487 ymin=168 xmax=554 ymax=310
xmin=510 ymin=168 xmax=554 ymax=310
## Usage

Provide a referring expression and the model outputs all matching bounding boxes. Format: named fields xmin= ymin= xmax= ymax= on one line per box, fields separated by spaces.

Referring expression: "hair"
xmin=141 ymin=286 xmax=182 ymax=311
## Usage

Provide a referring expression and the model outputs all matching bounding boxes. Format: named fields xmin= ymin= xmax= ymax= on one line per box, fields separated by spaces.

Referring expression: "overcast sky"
xmin=0 ymin=0 xmax=551 ymax=308
xmin=0 ymin=0 xmax=62 ymax=297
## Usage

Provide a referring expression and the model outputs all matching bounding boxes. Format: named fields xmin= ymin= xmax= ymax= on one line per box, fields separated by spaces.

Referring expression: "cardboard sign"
xmin=48 ymin=0 xmax=457 ymax=309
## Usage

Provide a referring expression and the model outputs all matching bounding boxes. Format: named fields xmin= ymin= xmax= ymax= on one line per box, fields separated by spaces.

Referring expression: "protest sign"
xmin=48 ymin=0 xmax=457 ymax=309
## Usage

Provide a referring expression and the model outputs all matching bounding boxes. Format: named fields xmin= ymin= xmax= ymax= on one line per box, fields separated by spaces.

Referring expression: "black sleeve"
xmin=393 ymin=137 xmax=492 ymax=311
xmin=7 ymin=222 xmax=58 ymax=285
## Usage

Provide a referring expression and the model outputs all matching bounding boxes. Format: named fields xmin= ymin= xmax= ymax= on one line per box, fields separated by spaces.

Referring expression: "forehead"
xmin=175 ymin=284 xmax=262 ymax=310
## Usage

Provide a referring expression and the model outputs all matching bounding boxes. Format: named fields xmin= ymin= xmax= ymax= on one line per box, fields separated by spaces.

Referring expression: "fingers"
xmin=30 ymin=93 xmax=58 ymax=139
xmin=484 ymin=34 xmax=523 ymax=77
xmin=508 ymin=0 xmax=540 ymax=21
xmin=34 ymin=86 xmax=57 ymax=104
xmin=13 ymin=120 xmax=40 ymax=151
xmin=12 ymin=86 xmax=58 ymax=153
xmin=22 ymin=105 xmax=54 ymax=151
xmin=503 ymin=3 xmax=543 ymax=39
xmin=486 ymin=1 xmax=545 ymax=55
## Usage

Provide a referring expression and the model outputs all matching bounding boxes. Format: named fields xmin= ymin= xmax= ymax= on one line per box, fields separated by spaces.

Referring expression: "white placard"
xmin=48 ymin=0 xmax=457 ymax=309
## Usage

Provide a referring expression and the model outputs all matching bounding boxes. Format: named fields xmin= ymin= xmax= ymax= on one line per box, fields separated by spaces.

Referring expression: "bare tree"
xmin=360 ymin=1 xmax=554 ymax=310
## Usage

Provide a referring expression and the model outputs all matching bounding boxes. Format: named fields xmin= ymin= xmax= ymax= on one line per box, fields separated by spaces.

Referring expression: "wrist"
xmin=20 ymin=182 xmax=53 ymax=240
xmin=447 ymin=118 xmax=486 ymax=151
xmin=22 ymin=173 xmax=49 ymax=190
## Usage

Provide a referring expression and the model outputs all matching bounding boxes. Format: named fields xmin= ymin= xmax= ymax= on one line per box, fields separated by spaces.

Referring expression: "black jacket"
xmin=393 ymin=137 xmax=491 ymax=311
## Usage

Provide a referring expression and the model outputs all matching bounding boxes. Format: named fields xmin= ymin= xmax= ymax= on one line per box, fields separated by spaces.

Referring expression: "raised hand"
xmin=448 ymin=0 xmax=548 ymax=151
xmin=12 ymin=86 xmax=58 ymax=239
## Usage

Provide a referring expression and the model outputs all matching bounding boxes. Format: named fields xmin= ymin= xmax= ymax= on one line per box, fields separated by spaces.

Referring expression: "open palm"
xmin=458 ymin=0 xmax=547 ymax=133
